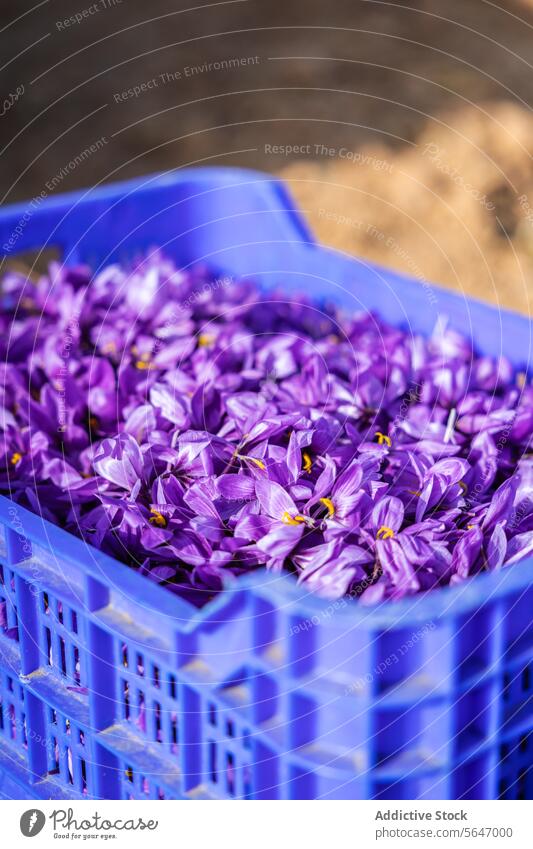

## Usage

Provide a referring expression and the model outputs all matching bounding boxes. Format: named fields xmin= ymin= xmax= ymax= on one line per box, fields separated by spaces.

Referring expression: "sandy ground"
xmin=1 ymin=0 xmax=533 ymax=313
xmin=282 ymin=103 xmax=533 ymax=314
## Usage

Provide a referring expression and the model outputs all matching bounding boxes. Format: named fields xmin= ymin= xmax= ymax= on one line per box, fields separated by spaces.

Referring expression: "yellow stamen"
xmin=407 ymin=489 xmax=421 ymax=497
xmin=235 ymin=453 xmax=266 ymax=470
xmin=10 ymin=452 xmax=22 ymax=466
xmin=281 ymin=511 xmax=306 ymax=526
xmin=375 ymin=432 xmax=392 ymax=447
xmin=102 ymin=341 xmax=117 ymax=354
xmin=149 ymin=509 xmax=168 ymax=528
xmin=517 ymin=371 xmax=526 ymax=388
xmin=135 ymin=359 xmax=153 ymax=370
xmin=319 ymin=497 xmax=335 ymax=518
xmin=458 ymin=481 xmax=468 ymax=494
xmin=198 ymin=333 xmax=214 ymax=347
xmin=466 ymin=524 xmax=475 ymax=530
xmin=376 ymin=525 xmax=395 ymax=540
xmin=302 ymin=452 xmax=312 ymax=474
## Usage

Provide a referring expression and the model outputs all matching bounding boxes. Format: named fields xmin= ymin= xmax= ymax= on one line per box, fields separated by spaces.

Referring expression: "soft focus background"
xmin=2 ymin=0 xmax=533 ymax=313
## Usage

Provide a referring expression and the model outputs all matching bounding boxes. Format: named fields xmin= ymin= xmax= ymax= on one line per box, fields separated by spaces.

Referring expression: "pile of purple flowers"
xmin=1 ymin=252 xmax=532 ymax=606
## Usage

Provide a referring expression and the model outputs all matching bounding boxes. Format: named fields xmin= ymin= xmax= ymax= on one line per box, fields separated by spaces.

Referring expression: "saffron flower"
xmin=0 ymin=251 xmax=531 ymax=607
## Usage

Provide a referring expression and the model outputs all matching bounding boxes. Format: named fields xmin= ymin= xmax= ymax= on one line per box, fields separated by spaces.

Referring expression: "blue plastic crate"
xmin=0 ymin=167 xmax=531 ymax=800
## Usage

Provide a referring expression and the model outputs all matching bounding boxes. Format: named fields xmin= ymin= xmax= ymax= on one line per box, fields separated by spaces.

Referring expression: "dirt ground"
xmin=2 ymin=0 xmax=533 ymax=313
xmin=282 ymin=103 xmax=533 ymax=313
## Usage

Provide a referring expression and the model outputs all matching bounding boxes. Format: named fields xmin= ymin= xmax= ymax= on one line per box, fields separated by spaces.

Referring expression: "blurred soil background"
xmin=2 ymin=0 xmax=533 ymax=312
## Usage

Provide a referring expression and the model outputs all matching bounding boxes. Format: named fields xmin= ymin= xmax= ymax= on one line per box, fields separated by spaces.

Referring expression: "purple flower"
xmin=93 ymin=434 xmax=144 ymax=496
xmin=294 ymin=540 xmax=370 ymax=598
xmin=0 ymin=254 xmax=531 ymax=606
